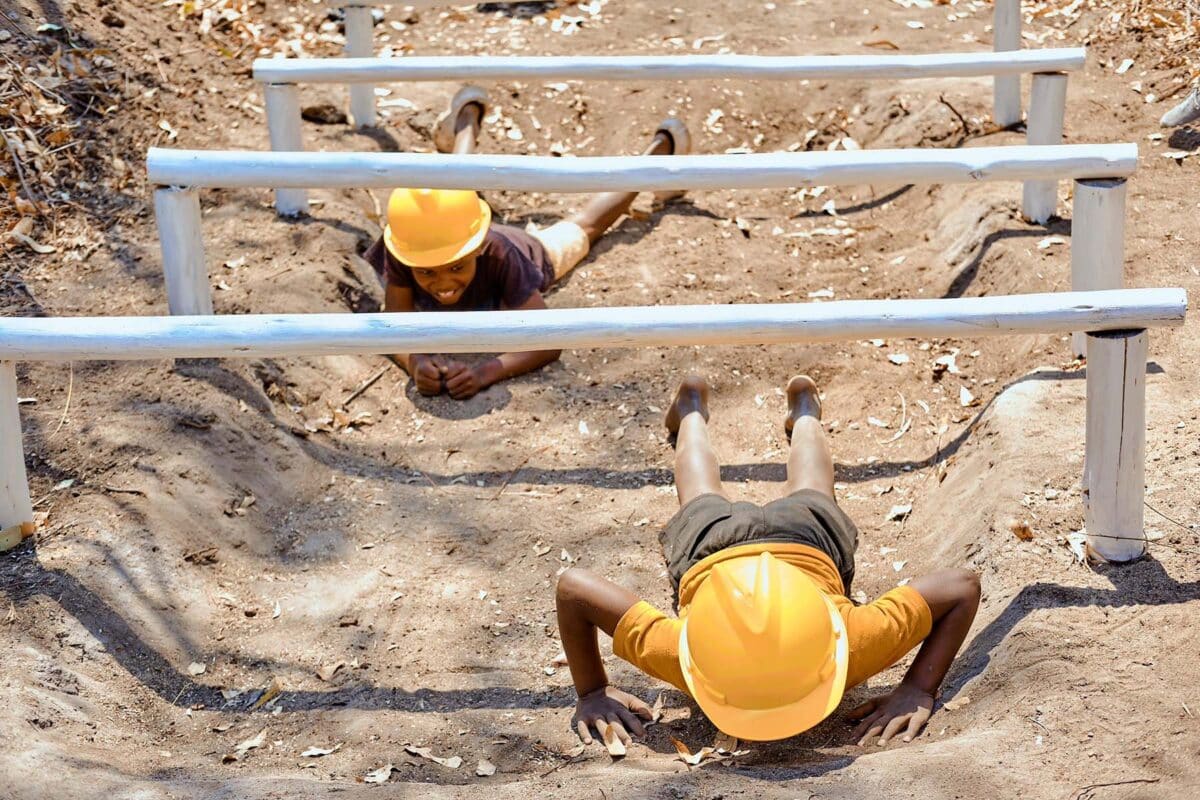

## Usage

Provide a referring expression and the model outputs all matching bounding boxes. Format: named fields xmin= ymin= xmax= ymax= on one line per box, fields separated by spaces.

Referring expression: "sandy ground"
xmin=2 ymin=0 xmax=1199 ymax=797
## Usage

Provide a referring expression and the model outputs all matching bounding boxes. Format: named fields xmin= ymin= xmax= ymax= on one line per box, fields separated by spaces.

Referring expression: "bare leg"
xmin=783 ymin=375 xmax=835 ymax=499
xmin=568 ymin=130 xmax=675 ymax=245
xmin=665 ymin=376 xmax=725 ymax=506
xmin=452 ymin=103 xmax=483 ymax=155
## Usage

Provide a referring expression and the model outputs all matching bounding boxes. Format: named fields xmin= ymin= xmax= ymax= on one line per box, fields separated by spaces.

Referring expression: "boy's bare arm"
xmin=556 ymin=568 xmax=655 ymax=746
xmin=446 ymin=292 xmax=562 ymax=399
xmin=850 ymin=568 xmax=981 ymax=746
xmin=382 ymin=283 xmax=444 ymax=394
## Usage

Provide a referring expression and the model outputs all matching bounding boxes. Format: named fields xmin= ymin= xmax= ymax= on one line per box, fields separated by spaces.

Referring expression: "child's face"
xmin=409 ymin=250 xmax=479 ymax=305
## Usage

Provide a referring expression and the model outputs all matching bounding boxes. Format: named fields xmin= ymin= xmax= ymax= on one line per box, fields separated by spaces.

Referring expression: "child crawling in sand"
xmin=556 ymin=375 xmax=981 ymax=746
xmin=363 ymin=86 xmax=692 ymax=400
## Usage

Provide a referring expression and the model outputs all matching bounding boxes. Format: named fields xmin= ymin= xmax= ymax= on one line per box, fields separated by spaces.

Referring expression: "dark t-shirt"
xmin=363 ymin=223 xmax=555 ymax=311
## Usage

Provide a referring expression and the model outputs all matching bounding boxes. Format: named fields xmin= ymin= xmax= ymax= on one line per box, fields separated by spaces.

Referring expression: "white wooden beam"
xmin=0 ymin=361 xmax=34 ymax=551
xmin=263 ymin=83 xmax=310 ymax=216
xmin=343 ymin=6 xmax=377 ymax=127
xmin=0 ymin=289 xmax=1184 ymax=362
xmin=1084 ymin=329 xmax=1148 ymax=562
xmin=1070 ymin=178 xmax=1128 ymax=358
xmin=1022 ymin=72 xmax=1068 ymax=223
xmin=993 ymin=0 xmax=1023 ymax=127
xmin=147 ymin=144 xmax=1137 ymax=192
xmin=252 ymin=49 xmax=1088 ymax=85
xmin=154 ymin=187 xmax=213 ymax=316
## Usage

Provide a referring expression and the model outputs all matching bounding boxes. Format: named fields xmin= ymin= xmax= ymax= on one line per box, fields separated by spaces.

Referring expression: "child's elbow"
xmin=556 ymin=567 xmax=589 ymax=603
xmin=955 ymin=568 xmax=982 ymax=606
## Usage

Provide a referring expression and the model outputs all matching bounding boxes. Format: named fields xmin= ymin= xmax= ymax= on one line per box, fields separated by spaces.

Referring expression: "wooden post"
xmin=263 ymin=83 xmax=309 ymax=216
xmin=1070 ymin=178 xmax=1127 ymax=358
xmin=1084 ymin=329 xmax=1148 ymax=562
xmin=344 ymin=5 xmax=376 ymax=128
xmin=154 ymin=186 xmax=213 ymax=316
xmin=0 ymin=361 xmax=34 ymax=552
xmin=1022 ymin=72 xmax=1068 ymax=224
xmin=993 ymin=0 xmax=1022 ymax=127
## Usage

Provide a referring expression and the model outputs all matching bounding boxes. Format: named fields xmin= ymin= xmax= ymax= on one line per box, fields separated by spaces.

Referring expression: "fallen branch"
xmin=342 ymin=366 xmax=388 ymax=408
xmin=1071 ymin=777 xmax=1159 ymax=800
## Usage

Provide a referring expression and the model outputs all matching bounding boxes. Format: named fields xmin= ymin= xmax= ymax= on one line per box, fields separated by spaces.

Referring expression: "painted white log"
xmin=1022 ymin=72 xmax=1068 ymax=223
xmin=252 ymin=49 xmax=1088 ymax=85
xmin=0 ymin=361 xmax=33 ymax=547
xmin=154 ymin=187 xmax=213 ymax=316
xmin=0 ymin=289 xmax=1183 ymax=363
xmin=263 ymin=83 xmax=310 ymax=216
xmin=344 ymin=6 xmax=377 ymax=127
xmin=1070 ymin=178 xmax=1128 ymax=357
xmin=993 ymin=0 xmax=1023 ymax=127
xmin=147 ymin=144 xmax=1137 ymax=192
xmin=1084 ymin=329 xmax=1148 ymax=562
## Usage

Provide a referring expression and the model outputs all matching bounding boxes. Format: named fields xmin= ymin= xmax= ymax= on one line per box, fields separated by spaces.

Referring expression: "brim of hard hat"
xmin=678 ymin=592 xmax=849 ymax=742
xmin=382 ymin=197 xmax=492 ymax=268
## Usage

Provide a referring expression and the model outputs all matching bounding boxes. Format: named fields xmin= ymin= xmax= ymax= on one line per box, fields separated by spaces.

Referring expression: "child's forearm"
xmin=387 ymin=353 xmax=414 ymax=373
xmin=555 ymin=569 xmax=641 ymax=697
xmin=478 ymin=350 xmax=561 ymax=385
xmin=557 ymin=586 xmax=609 ymax=697
xmin=904 ymin=570 xmax=981 ymax=696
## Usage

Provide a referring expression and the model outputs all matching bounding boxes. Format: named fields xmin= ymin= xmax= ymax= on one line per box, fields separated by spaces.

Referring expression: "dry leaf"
xmin=404 ymin=745 xmax=463 ymax=769
xmin=302 ymin=744 xmax=341 ymax=757
xmin=863 ymin=39 xmax=900 ymax=50
xmin=224 ymin=728 xmax=266 ymax=762
xmin=1008 ymin=518 xmax=1034 ymax=541
xmin=670 ymin=737 xmax=713 ymax=766
xmin=363 ymin=763 xmax=394 ymax=784
xmin=943 ymin=695 xmax=971 ymax=711
xmin=713 ymin=732 xmax=738 ymax=753
xmin=252 ymin=677 xmax=281 ymax=709
xmin=475 ymin=759 xmax=497 ymax=777
xmin=599 ymin=722 xmax=627 ymax=758
xmin=317 ymin=661 xmax=344 ymax=682
xmin=650 ymin=692 xmax=665 ymax=723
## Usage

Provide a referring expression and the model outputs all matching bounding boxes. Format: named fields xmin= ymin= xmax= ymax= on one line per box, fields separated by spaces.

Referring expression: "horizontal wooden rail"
xmin=147 ymin=144 xmax=1137 ymax=192
xmin=0 ymin=290 xmax=1184 ymax=362
xmin=252 ymin=49 xmax=1087 ymax=85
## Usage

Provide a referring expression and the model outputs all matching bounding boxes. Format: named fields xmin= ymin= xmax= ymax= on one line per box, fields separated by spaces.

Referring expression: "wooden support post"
xmin=344 ymin=5 xmax=377 ymax=128
xmin=1070 ymin=178 xmax=1127 ymax=357
xmin=154 ymin=187 xmax=213 ymax=316
xmin=1022 ymin=72 xmax=1068 ymax=224
xmin=993 ymin=0 xmax=1022 ymax=127
xmin=0 ymin=361 xmax=34 ymax=552
xmin=263 ymin=83 xmax=309 ymax=216
xmin=1084 ymin=329 xmax=1148 ymax=562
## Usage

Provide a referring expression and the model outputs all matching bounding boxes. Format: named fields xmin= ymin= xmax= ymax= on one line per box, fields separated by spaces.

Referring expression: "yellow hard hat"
xmin=383 ymin=188 xmax=492 ymax=268
xmin=679 ymin=551 xmax=848 ymax=741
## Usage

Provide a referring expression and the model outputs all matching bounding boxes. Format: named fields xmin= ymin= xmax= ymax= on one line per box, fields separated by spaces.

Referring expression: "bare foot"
xmin=784 ymin=375 xmax=822 ymax=437
xmin=665 ymin=375 xmax=710 ymax=436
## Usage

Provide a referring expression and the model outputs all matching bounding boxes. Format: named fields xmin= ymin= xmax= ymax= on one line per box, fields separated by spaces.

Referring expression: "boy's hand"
xmin=408 ymin=354 xmax=444 ymax=396
xmin=573 ymin=686 xmax=654 ymax=747
xmin=849 ymin=683 xmax=935 ymax=746
xmin=445 ymin=363 xmax=492 ymax=399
